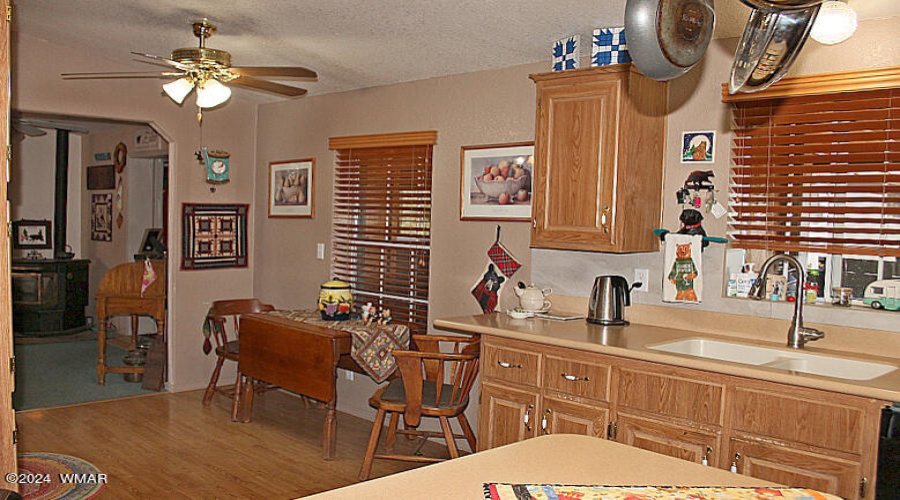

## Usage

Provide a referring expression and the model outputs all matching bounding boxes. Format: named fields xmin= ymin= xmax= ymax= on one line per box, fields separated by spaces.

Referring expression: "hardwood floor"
xmin=16 ymin=389 xmax=449 ymax=498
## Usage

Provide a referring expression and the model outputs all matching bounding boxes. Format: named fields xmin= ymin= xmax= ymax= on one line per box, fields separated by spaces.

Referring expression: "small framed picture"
xmin=12 ymin=220 xmax=52 ymax=249
xmin=269 ymin=159 xmax=315 ymax=218
xmin=460 ymin=142 xmax=534 ymax=221
xmin=682 ymin=131 xmax=715 ymax=163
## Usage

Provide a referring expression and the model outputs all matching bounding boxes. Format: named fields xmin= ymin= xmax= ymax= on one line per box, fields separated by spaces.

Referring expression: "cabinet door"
xmin=616 ymin=412 xmax=721 ymax=466
xmin=532 ymin=78 xmax=620 ymax=251
xmin=729 ymin=438 xmax=862 ymax=500
xmin=479 ymin=382 xmax=539 ymax=451
xmin=541 ymin=396 xmax=609 ymax=439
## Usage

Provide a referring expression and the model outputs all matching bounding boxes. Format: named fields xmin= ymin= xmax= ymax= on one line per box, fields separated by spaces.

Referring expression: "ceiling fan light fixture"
xmin=163 ymin=77 xmax=195 ymax=104
xmin=195 ymin=78 xmax=232 ymax=108
xmin=810 ymin=0 xmax=858 ymax=45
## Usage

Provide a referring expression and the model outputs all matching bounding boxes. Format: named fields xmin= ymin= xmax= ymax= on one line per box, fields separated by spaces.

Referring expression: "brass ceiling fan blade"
xmin=131 ymin=51 xmax=193 ymax=70
xmin=61 ymin=71 xmax=181 ymax=80
xmin=230 ymin=66 xmax=318 ymax=80
xmin=229 ymin=76 xmax=308 ymax=97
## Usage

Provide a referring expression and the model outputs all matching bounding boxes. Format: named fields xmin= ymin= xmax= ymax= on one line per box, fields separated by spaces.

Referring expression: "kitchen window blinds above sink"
xmin=726 ymin=74 xmax=899 ymax=258
xmin=328 ymin=131 xmax=437 ymax=335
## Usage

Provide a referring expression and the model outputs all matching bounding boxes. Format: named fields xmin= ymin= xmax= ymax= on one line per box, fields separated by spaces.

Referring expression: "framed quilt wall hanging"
xmin=91 ymin=193 xmax=113 ymax=242
xmin=181 ymin=203 xmax=249 ymax=270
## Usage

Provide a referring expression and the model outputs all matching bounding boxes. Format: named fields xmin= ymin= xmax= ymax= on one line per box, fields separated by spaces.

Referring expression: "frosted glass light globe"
xmin=196 ymin=79 xmax=232 ymax=108
xmin=810 ymin=1 xmax=858 ymax=45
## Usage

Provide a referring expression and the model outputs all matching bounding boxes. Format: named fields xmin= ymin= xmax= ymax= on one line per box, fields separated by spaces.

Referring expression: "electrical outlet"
xmin=316 ymin=243 xmax=325 ymax=260
xmin=344 ymin=370 xmax=354 ymax=381
xmin=634 ymin=269 xmax=649 ymax=292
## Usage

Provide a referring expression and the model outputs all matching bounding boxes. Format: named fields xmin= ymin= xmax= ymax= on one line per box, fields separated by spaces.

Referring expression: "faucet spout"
xmin=747 ymin=254 xmax=825 ymax=349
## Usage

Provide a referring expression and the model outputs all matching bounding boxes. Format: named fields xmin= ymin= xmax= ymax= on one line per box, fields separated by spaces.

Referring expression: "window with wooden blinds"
xmin=729 ymin=88 xmax=899 ymax=257
xmin=329 ymin=132 xmax=436 ymax=335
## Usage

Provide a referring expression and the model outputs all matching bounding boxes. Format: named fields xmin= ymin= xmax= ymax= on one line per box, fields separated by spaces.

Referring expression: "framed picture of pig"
xmin=268 ymin=159 xmax=315 ymax=218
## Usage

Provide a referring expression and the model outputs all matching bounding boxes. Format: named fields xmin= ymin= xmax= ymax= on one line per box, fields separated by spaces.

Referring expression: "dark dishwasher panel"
xmin=878 ymin=405 xmax=898 ymax=499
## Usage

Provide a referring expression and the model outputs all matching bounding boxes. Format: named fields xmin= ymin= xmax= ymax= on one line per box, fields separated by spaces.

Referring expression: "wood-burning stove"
xmin=12 ymin=259 xmax=90 ymax=336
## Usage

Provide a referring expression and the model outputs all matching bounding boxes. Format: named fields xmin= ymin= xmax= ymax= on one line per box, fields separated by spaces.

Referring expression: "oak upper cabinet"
xmin=530 ymin=64 xmax=667 ymax=252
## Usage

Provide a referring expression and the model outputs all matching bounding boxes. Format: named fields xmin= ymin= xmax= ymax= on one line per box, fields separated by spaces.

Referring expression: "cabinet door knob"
xmin=497 ymin=360 xmax=523 ymax=369
xmin=561 ymin=373 xmax=589 ymax=382
xmin=541 ymin=409 xmax=551 ymax=435
xmin=730 ymin=452 xmax=741 ymax=473
xmin=532 ymin=218 xmax=537 ymax=229
xmin=524 ymin=404 xmax=533 ymax=432
xmin=702 ymin=446 xmax=712 ymax=466
xmin=600 ymin=206 xmax=610 ymax=234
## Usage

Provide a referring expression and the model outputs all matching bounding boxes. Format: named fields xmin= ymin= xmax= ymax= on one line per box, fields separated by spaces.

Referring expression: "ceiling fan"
xmin=62 ymin=19 xmax=317 ymax=109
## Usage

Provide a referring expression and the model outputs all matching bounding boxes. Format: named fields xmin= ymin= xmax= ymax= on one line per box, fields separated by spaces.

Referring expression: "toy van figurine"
xmin=861 ymin=279 xmax=900 ymax=311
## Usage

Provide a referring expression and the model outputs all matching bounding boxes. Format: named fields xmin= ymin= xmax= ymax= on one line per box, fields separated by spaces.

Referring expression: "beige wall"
xmin=254 ymin=62 xmax=540 ymax=416
xmin=13 ymin=32 xmax=259 ymax=390
xmin=10 ymin=132 xmax=81 ymax=259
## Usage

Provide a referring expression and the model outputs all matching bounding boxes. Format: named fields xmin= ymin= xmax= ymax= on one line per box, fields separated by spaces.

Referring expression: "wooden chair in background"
xmin=359 ymin=334 xmax=480 ymax=481
xmin=202 ymin=298 xmax=274 ymax=419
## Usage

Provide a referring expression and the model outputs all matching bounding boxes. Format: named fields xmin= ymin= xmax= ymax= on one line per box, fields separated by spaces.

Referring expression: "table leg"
xmin=130 ymin=314 xmax=139 ymax=350
xmin=237 ymin=375 xmax=254 ymax=423
xmin=97 ymin=316 xmax=107 ymax=385
xmin=324 ymin=398 xmax=337 ymax=460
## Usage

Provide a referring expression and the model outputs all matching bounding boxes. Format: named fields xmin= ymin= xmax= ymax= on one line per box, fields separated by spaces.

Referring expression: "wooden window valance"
xmin=329 ymin=131 xmax=437 ymax=335
xmin=728 ymin=85 xmax=899 ymax=257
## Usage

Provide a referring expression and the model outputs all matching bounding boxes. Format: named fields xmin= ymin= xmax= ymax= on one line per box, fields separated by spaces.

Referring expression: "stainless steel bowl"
xmin=739 ymin=0 xmax=823 ymax=10
xmin=729 ymin=5 xmax=819 ymax=93
xmin=625 ymin=0 xmax=715 ymax=81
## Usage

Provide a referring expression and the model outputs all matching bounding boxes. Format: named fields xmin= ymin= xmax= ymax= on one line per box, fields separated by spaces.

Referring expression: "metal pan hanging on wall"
xmin=625 ymin=0 xmax=716 ymax=81
xmin=728 ymin=4 xmax=820 ymax=94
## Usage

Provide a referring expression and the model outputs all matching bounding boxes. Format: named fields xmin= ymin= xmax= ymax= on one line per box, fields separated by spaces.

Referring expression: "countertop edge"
xmin=433 ymin=318 xmax=900 ymax=402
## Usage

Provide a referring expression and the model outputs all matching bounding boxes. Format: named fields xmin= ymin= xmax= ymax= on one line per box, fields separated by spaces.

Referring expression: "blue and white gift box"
xmin=592 ymin=27 xmax=631 ymax=66
xmin=551 ymin=35 xmax=579 ymax=72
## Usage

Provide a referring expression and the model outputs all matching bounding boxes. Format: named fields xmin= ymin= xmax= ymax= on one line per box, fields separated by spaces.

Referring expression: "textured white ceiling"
xmin=13 ymin=0 xmax=899 ymax=101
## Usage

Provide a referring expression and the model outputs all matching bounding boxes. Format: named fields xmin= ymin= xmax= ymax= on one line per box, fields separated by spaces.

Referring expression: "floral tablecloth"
xmin=263 ymin=309 xmax=409 ymax=383
xmin=484 ymin=484 xmax=840 ymax=500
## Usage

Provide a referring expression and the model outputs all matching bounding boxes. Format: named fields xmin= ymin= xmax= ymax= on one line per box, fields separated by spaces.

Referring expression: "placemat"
xmin=483 ymin=484 xmax=840 ymax=500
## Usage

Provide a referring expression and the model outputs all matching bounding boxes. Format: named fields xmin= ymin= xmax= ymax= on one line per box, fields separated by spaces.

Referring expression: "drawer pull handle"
xmin=730 ymin=453 xmax=741 ymax=473
xmin=524 ymin=404 xmax=533 ymax=432
xmin=497 ymin=360 xmax=523 ymax=369
xmin=541 ymin=409 xmax=551 ymax=435
xmin=601 ymin=206 xmax=610 ymax=234
xmin=561 ymin=373 xmax=589 ymax=382
xmin=702 ymin=446 xmax=712 ymax=466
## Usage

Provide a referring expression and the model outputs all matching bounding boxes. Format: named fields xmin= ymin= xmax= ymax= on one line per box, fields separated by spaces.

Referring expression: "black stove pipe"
xmin=53 ymin=129 xmax=69 ymax=259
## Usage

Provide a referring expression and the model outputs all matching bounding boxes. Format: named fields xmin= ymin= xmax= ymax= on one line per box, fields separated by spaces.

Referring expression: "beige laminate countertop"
xmin=304 ymin=434 xmax=773 ymax=499
xmin=433 ymin=314 xmax=900 ymax=402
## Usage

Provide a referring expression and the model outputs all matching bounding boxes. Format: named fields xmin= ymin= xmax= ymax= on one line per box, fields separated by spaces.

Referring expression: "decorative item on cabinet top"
xmin=592 ymin=27 xmax=631 ymax=66
xmin=551 ymin=35 xmax=580 ymax=72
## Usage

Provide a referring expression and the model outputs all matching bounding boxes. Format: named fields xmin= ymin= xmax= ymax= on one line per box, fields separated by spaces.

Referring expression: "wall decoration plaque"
xmin=181 ymin=203 xmax=248 ymax=270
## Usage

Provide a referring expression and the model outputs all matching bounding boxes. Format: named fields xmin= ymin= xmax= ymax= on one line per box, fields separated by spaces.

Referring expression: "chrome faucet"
xmin=747 ymin=254 xmax=825 ymax=349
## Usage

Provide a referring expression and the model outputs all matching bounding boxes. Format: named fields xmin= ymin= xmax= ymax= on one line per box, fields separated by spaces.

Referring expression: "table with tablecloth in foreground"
xmin=236 ymin=310 xmax=409 ymax=459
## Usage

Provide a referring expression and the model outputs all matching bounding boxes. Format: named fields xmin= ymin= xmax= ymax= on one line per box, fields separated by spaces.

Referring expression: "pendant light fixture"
xmin=162 ymin=75 xmax=232 ymax=109
xmin=810 ymin=0 xmax=858 ymax=45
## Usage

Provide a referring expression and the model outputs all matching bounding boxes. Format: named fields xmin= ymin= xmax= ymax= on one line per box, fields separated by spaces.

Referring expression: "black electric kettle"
xmin=587 ymin=275 xmax=640 ymax=326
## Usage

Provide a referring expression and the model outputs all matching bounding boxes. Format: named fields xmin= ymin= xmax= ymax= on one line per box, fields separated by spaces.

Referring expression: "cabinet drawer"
xmin=617 ymin=368 xmax=724 ymax=426
xmin=542 ymin=355 xmax=610 ymax=402
xmin=732 ymin=388 xmax=864 ymax=454
xmin=483 ymin=342 xmax=541 ymax=387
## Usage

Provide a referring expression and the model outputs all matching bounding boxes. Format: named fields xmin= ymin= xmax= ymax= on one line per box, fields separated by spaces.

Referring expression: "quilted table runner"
xmin=264 ymin=309 xmax=409 ymax=383
xmin=484 ymin=484 xmax=840 ymax=500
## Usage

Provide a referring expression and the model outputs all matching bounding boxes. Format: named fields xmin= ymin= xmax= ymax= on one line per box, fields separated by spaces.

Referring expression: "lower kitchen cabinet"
xmin=615 ymin=412 xmax=721 ymax=466
xmin=729 ymin=438 xmax=863 ymax=500
xmin=477 ymin=335 xmax=884 ymax=499
xmin=479 ymin=382 xmax=538 ymax=451
xmin=540 ymin=397 xmax=609 ymax=438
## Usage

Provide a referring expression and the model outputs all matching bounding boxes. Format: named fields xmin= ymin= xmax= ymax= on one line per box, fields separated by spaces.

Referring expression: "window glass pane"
xmin=841 ymin=258 xmax=879 ymax=298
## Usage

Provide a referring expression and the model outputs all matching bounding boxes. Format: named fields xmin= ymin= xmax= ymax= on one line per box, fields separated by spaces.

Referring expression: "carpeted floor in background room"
xmin=13 ymin=339 xmax=156 ymax=411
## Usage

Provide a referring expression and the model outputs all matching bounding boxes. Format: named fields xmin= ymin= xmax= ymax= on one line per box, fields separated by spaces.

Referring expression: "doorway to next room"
xmin=9 ymin=113 xmax=169 ymax=410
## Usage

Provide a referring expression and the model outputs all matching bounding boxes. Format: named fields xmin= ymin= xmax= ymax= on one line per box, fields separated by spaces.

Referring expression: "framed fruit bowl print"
xmin=460 ymin=142 xmax=534 ymax=221
xmin=269 ymin=158 xmax=315 ymax=218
